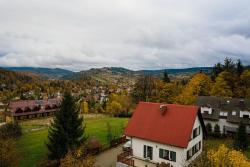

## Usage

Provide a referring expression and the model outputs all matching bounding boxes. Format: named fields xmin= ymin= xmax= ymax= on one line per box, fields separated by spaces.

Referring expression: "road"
xmin=94 ymin=145 xmax=123 ymax=167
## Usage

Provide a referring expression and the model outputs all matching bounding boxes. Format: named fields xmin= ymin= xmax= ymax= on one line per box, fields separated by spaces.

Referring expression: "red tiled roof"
xmin=125 ymin=102 xmax=200 ymax=148
xmin=9 ymin=98 xmax=60 ymax=111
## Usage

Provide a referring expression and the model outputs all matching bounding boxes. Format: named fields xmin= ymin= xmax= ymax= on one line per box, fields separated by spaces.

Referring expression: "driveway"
xmin=94 ymin=145 xmax=123 ymax=167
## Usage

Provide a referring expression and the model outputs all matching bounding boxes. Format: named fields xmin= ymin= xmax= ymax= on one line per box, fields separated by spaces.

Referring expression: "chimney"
xmin=160 ymin=104 xmax=167 ymax=115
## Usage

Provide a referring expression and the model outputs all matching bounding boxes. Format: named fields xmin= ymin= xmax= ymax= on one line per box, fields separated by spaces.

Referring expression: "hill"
xmin=64 ymin=67 xmax=212 ymax=83
xmin=3 ymin=67 xmax=74 ymax=78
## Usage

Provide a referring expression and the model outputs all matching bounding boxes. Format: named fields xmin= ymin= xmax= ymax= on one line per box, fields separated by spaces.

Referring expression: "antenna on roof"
xmin=160 ymin=104 xmax=167 ymax=115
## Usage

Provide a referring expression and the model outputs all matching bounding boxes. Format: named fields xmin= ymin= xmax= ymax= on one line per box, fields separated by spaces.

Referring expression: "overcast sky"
xmin=0 ymin=0 xmax=250 ymax=71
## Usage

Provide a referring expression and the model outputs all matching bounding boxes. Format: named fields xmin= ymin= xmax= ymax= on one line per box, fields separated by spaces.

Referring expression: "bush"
xmin=0 ymin=139 xmax=21 ymax=167
xmin=0 ymin=122 xmax=22 ymax=139
xmin=114 ymin=111 xmax=133 ymax=118
xmin=205 ymin=123 xmax=212 ymax=136
xmin=234 ymin=122 xmax=249 ymax=151
xmin=213 ymin=124 xmax=221 ymax=138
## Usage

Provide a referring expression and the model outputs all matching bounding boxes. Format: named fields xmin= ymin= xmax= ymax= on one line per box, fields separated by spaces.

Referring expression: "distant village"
xmin=0 ymin=58 xmax=250 ymax=167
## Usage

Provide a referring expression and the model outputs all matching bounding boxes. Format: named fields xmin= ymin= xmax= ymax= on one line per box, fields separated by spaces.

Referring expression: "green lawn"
xmin=16 ymin=117 xmax=129 ymax=167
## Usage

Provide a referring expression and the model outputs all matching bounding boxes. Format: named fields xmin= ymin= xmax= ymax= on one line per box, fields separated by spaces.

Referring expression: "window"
xmin=192 ymin=126 xmax=200 ymax=139
xmin=232 ymin=111 xmax=236 ymax=116
xmin=243 ymin=115 xmax=250 ymax=119
xmin=187 ymin=141 xmax=201 ymax=160
xmin=159 ymin=149 xmax=176 ymax=162
xmin=143 ymin=145 xmax=153 ymax=160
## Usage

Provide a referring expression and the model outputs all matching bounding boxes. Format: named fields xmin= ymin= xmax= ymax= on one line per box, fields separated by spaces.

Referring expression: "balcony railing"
xmin=117 ymin=149 xmax=134 ymax=166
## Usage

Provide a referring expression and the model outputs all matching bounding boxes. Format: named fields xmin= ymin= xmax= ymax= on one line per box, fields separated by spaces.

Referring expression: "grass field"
xmin=16 ymin=117 xmax=129 ymax=167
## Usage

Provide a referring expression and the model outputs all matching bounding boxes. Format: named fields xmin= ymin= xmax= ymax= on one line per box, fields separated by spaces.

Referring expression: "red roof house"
xmin=119 ymin=102 xmax=206 ymax=167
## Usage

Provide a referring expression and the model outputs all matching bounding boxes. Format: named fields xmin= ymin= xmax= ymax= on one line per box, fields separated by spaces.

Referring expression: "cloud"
xmin=0 ymin=0 xmax=250 ymax=71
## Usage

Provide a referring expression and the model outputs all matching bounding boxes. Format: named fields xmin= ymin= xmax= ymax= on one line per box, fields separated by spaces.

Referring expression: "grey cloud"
xmin=0 ymin=0 xmax=250 ymax=71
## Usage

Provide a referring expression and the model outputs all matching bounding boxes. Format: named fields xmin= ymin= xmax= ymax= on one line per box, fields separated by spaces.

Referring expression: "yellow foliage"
xmin=176 ymin=73 xmax=212 ymax=105
xmin=60 ymin=149 xmax=94 ymax=167
xmin=207 ymin=144 xmax=250 ymax=167
xmin=81 ymin=101 xmax=89 ymax=113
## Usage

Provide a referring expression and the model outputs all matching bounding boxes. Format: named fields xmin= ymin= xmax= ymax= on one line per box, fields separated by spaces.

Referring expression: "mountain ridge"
xmin=2 ymin=66 xmax=213 ymax=80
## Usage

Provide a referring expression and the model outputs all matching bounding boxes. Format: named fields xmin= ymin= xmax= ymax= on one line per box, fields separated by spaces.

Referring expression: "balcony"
xmin=117 ymin=149 xmax=134 ymax=166
xmin=117 ymin=149 xmax=158 ymax=167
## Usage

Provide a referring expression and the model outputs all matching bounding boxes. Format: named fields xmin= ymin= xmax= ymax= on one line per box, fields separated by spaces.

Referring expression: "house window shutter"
xmin=170 ymin=151 xmax=176 ymax=162
xmin=159 ymin=149 xmax=163 ymax=158
xmin=143 ymin=145 xmax=146 ymax=158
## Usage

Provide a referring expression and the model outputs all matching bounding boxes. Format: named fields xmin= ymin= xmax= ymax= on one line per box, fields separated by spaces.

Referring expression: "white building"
xmin=197 ymin=96 xmax=250 ymax=134
xmin=117 ymin=102 xmax=206 ymax=167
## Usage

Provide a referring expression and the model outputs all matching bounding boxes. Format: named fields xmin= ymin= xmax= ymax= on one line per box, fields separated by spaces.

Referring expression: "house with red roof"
xmin=117 ymin=102 xmax=206 ymax=167
xmin=5 ymin=98 xmax=61 ymax=122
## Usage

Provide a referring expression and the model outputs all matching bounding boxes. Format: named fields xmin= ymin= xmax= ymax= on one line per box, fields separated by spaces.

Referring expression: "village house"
xmin=117 ymin=102 xmax=206 ymax=167
xmin=5 ymin=98 xmax=61 ymax=122
xmin=197 ymin=96 xmax=250 ymax=134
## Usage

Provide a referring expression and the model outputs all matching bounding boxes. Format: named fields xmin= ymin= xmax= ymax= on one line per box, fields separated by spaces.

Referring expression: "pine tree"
xmin=47 ymin=91 xmax=86 ymax=161
xmin=236 ymin=59 xmax=244 ymax=76
xmin=163 ymin=70 xmax=170 ymax=83
xmin=234 ymin=122 xmax=248 ymax=151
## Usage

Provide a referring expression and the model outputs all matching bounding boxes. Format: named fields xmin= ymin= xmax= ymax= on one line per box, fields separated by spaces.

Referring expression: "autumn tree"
xmin=235 ymin=70 xmax=250 ymax=98
xmin=47 ymin=91 xmax=86 ymax=162
xmin=80 ymin=101 xmax=89 ymax=114
xmin=158 ymin=82 xmax=181 ymax=104
xmin=210 ymin=71 xmax=233 ymax=97
xmin=132 ymin=75 xmax=157 ymax=103
xmin=234 ymin=122 xmax=248 ymax=151
xmin=60 ymin=149 xmax=94 ymax=167
xmin=176 ymin=73 xmax=212 ymax=105
xmin=211 ymin=62 xmax=224 ymax=81
xmin=163 ymin=70 xmax=170 ymax=83
xmin=106 ymin=101 xmax=122 ymax=114
xmin=106 ymin=93 xmax=132 ymax=115
xmin=207 ymin=145 xmax=250 ymax=167
xmin=223 ymin=57 xmax=235 ymax=72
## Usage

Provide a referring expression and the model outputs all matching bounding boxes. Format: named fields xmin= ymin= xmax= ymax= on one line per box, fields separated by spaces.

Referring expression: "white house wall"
xmin=131 ymin=137 xmax=185 ymax=167
xmin=184 ymin=116 xmax=203 ymax=166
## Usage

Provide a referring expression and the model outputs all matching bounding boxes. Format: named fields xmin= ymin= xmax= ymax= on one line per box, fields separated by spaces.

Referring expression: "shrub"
xmin=207 ymin=145 xmax=250 ymax=167
xmin=0 ymin=139 xmax=21 ymax=167
xmin=213 ymin=124 xmax=221 ymax=138
xmin=205 ymin=123 xmax=212 ymax=136
xmin=234 ymin=122 xmax=249 ymax=151
xmin=0 ymin=122 xmax=22 ymax=139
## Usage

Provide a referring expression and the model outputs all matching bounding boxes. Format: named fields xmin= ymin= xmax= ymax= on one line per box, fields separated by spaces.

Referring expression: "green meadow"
xmin=16 ymin=117 xmax=128 ymax=167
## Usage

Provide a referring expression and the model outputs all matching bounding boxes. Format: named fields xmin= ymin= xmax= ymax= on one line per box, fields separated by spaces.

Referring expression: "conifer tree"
xmin=213 ymin=124 xmax=221 ymax=138
xmin=234 ymin=122 xmax=248 ymax=151
xmin=236 ymin=59 xmax=244 ymax=76
xmin=163 ymin=70 xmax=170 ymax=83
xmin=47 ymin=91 xmax=86 ymax=161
